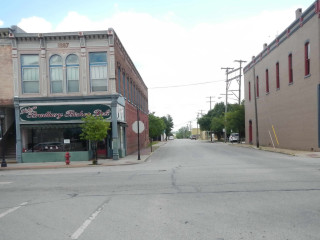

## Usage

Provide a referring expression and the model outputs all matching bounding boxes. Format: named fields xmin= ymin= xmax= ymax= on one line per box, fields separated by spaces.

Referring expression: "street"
xmin=1 ymin=139 xmax=320 ymax=240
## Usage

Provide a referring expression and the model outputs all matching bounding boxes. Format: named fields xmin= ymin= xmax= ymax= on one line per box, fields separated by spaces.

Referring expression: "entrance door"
xmin=249 ymin=120 xmax=253 ymax=143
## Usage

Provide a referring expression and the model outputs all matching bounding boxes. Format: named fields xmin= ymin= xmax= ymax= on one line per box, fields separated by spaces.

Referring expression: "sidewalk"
xmin=228 ymin=142 xmax=320 ymax=158
xmin=0 ymin=141 xmax=167 ymax=171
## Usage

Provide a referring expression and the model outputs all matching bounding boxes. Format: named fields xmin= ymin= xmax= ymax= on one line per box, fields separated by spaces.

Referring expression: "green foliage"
xmin=226 ymin=104 xmax=245 ymax=137
xmin=211 ymin=116 xmax=224 ymax=140
xmin=149 ymin=113 xmax=166 ymax=140
xmin=198 ymin=102 xmax=225 ymax=132
xmin=161 ymin=114 xmax=174 ymax=139
xmin=198 ymin=115 xmax=212 ymax=131
xmin=80 ymin=115 xmax=110 ymax=141
xmin=80 ymin=114 xmax=110 ymax=164
xmin=207 ymin=102 xmax=225 ymax=118
xmin=176 ymin=126 xmax=191 ymax=139
xmin=197 ymin=101 xmax=245 ymax=141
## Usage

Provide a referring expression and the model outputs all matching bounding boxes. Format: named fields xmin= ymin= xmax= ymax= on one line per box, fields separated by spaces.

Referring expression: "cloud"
xmin=55 ymin=11 xmax=103 ymax=32
xmin=0 ymin=19 xmax=3 ymax=26
xmin=13 ymin=5 xmax=308 ymax=130
xmin=17 ymin=16 xmax=53 ymax=33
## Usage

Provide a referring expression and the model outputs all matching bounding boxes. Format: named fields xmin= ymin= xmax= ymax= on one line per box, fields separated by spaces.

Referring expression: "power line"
xmin=149 ymin=79 xmax=225 ymax=89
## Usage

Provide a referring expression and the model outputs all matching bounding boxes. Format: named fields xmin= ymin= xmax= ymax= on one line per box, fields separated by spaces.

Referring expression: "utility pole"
xmin=221 ymin=67 xmax=233 ymax=143
xmin=234 ymin=60 xmax=247 ymax=104
xmin=206 ymin=96 xmax=215 ymax=110
xmin=198 ymin=110 xmax=205 ymax=117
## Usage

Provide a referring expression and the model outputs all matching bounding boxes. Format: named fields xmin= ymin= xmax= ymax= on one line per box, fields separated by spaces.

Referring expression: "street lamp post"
xmin=0 ymin=109 xmax=7 ymax=167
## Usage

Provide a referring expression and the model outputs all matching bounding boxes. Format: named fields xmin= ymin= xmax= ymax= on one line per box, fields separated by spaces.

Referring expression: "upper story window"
xmin=127 ymin=77 xmax=130 ymax=101
xmin=288 ymin=54 xmax=293 ymax=84
xmin=265 ymin=69 xmax=269 ymax=93
xmin=133 ymin=85 xmax=136 ymax=104
xmin=50 ymin=55 xmax=63 ymax=93
xmin=66 ymin=54 xmax=79 ymax=93
xmin=130 ymin=80 xmax=133 ymax=103
xmin=50 ymin=54 xmax=79 ymax=93
xmin=122 ymin=72 xmax=126 ymax=98
xmin=118 ymin=67 xmax=121 ymax=94
xmin=89 ymin=52 xmax=107 ymax=92
xmin=276 ymin=62 xmax=280 ymax=89
xmin=248 ymin=81 xmax=251 ymax=101
xmin=21 ymin=55 xmax=40 ymax=94
xmin=305 ymin=42 xmax=310 ymax=76
xmin=256 ymin=76 xmax=259 ymax=98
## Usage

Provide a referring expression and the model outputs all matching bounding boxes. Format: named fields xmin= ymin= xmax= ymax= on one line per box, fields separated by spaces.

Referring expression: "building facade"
xmin=0 ymin=26 xmax=149 ymax=163
xmin=244 ymin=1 xmax=320 ymax=151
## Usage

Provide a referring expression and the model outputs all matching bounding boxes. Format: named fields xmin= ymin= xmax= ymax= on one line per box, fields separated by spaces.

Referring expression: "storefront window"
xmin=24 ymin=126 xmax=87 ymax=152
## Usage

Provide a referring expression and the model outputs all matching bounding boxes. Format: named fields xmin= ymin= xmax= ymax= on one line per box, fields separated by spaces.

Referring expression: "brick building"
xmin=244 ymin=1 xmax=320 ymax=151
xmin=0 ymin=26 xmax=148 ymax=163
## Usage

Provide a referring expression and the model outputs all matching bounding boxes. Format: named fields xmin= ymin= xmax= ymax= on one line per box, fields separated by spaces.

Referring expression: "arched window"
xmin=66 ymin=54 xmax=79 ymax=92
xmin=50 ymin=55 xmax=63 ymax=93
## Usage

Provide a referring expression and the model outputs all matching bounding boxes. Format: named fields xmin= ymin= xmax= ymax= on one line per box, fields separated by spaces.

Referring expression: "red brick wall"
xmin=113 ymin=32 xmax=149 ymax=154
xmin=126 ymin=102 xmax=149 ymax=154
xmin=0 ymin=45 xmax=13 ymax=106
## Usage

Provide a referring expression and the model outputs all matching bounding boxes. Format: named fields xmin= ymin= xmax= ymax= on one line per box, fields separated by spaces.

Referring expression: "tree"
xmin=198 ymin=115 xmax=212 ymax=131
xmin=198 ymin=102 xmax=225 ymax=141
xmin=161 ymin=115 xmax=174 ymax=140
xmin=211 ymin=116 xmax=224 ymax=140
xmin=80 ymin=115 xmax=110 ymax=165
xmin=149 ymin=113 xmax=166 ymax=140
xmin=226 ymin=103 xmax=245 ymax=140
xmin=176 ymin=126 xmax=191 ymax=139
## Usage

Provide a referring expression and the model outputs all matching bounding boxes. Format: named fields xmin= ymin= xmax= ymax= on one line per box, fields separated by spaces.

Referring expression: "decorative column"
xmin=111 ymin=99 xmax=119 ymax=160
xmin=14 ymin=98 xmax=22 ymax=163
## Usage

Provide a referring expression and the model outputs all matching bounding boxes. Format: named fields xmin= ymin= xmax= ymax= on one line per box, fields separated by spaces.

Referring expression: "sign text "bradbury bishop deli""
xmin=20 ymin=104 xmax=111 ymax=122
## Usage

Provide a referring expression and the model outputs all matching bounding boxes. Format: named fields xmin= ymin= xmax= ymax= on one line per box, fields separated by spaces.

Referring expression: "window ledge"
xmin=289 ymin=82 xmax=293 ymax=86
xmin=304 ymin=74 xmax=311 ymax=79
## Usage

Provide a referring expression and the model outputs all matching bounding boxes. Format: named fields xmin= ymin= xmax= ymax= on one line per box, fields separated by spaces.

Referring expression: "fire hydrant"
xmin=65 ymin=152 xmax=71 ymax=165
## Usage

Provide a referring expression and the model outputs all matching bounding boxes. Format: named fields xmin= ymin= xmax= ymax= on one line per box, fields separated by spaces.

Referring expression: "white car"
xmin=168 ymin=136 xmax=174 ymax=140
xmin=229 ymin=133 xmax=239 ymax=143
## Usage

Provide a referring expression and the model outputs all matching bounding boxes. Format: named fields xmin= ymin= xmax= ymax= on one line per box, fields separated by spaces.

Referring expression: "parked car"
xmin=27 ymin=142 xmax=63 ymax=152
xmin=229 ymin=133 xmax=239 ymax=143
xmin=168 ymin=136 xmax=174 ymax=140
xmin=190 ymin=135 xmax=197 ymax=140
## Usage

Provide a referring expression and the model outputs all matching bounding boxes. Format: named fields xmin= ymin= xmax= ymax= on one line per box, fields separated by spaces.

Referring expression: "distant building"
xmin=244 ymin=2 xmax=320 ymax=151
xmin=0 ymin=26 xmax=149 ymax=162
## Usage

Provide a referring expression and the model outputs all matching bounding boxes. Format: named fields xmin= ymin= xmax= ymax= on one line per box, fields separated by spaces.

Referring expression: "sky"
xmin=0 ymin=0 xmax=312 ymax=131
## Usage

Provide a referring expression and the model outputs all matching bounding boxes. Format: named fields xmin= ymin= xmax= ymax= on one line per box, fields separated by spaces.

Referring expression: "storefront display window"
xmin=24 ymin=126 xmax=87 ymax=152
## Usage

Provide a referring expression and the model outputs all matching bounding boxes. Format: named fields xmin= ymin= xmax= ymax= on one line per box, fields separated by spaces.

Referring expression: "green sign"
xmin=20 ymin=104 xmax=111 ymax=122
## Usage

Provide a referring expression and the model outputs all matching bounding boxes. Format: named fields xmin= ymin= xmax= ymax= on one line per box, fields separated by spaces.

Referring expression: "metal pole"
xmin=225 ymin=75 xmax=228 ymax=143
xmin=137 ymin=106 xmax=141 ymax=160
xmin=221 ymin=67 xmax=233 ymax=143
xmin=197 ymin=113 xmax=199 ymax=139
xmin=234 ymin=60 xmax=247 ymax=105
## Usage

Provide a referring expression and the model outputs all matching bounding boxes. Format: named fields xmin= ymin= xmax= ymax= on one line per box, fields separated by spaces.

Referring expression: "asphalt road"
xmin=1 ymin=139 xmax=320 ymax=240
